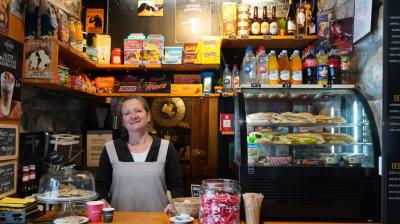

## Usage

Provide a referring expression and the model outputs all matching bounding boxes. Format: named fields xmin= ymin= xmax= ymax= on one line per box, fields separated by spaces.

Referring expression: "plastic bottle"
xmin=278 ymin=50 xmax=291 ymax=84
xmin=302 ymin=46 xmax=317 ymax=84
xmin=340 ymin=54 xmax=351 ymax=84
xmin=232 ymin=64 xmax=240 ymax=89
xmin=256 ymin=46 xmax=268 ymax=84
xmin=268 ymin=50 xmax=279 ymax=84
xmin=223 ymin=64 xmax=232 ymax=92
xmin=328 ymin=49 xmax=340 ymax=84
xmin=241 ymin=46 xmax=256 ymax=84
xmin=291 ymin=50 xmax=303 ymax=84
xmin=316 ymin=46 xmax=328 ymax=85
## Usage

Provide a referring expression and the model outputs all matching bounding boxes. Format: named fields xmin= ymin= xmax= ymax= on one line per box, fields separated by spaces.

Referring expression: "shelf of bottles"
xmin=18 ymin=165 xmax=38 ymax=198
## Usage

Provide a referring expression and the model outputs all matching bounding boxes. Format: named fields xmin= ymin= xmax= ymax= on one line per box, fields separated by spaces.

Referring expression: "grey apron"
xmin=105 ymin=139 xmax=169 ymax=211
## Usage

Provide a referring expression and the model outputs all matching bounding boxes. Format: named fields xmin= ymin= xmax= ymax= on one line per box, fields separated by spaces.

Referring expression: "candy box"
xmin=162 ymin=47 xmax=183 ymax=64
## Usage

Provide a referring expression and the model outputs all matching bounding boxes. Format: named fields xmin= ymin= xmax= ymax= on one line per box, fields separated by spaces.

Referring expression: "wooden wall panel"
xmin=8 ymin=14 xmax=24 ymax=43
xmin=207 ymin=97 xmax=218 ymax=177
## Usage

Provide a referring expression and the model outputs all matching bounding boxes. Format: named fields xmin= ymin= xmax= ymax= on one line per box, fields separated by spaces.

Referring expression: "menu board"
xmin=0 ymin=123 xmax=18 ymax=161
xmin=0 ymin=160 xmax=17 ymax=199
xmin=175 ymin=0 xmax=212 ymax=43
xmin=384 ymin=0 xmax=400 ymax=223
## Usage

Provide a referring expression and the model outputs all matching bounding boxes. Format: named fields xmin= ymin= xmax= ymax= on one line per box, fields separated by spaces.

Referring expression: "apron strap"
xmin=105 ymin=140 xmax=119 ymax=165
xmin=157 ymin=139 xmax=169 ymax=163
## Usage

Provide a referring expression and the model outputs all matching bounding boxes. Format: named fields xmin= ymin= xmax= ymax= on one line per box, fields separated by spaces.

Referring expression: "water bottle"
xmin=256 ymin=46 xmax=268 ymax=84
xmin=241 ymin=46 xmax=256 ymax=84
xmin=223 ymin=64 xmax=232 ymax=92
xmin=232 ymin=64 xmax=240 ymax=89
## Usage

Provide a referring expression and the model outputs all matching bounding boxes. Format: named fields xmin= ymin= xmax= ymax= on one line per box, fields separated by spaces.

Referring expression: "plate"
xmin=169 ymin=215 xmax=194 ymax=224
xmin=54 ymin=216 xmax=89 ymax=224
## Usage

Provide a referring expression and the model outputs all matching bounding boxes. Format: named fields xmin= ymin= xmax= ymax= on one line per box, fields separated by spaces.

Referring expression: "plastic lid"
xmin=281 ymin=50 xmax=288 ymax=54
xmin=293 ymin=50 xmax=299 ymax=54
xmin=258 ymin=46 xmax=266 ymax=51
xmin=225 ymin=64 xmax=229 ymax=68
xmin=270 ymin=50 xmax=276 ymax=54
xmin=233 ymin=64 xmax=238 ymax=69
xmin=245 ymin=46 xmax=253 ymax=52
xmin=316 ymin=45 xmax=326 ymax=53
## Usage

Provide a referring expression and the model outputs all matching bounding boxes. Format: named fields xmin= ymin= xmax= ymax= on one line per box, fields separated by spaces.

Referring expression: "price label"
xmin=295 ymin=35 xmax=303 ymax=40
xmin=251 ymin=83 xmax=261 ymax=88
xmin=263 ymin=35 xmax=272 ymax=40
xmin=323 ymin=84 xmax=332 ymax=88
xmin=394 ymin=94 xmax=400 ymax=102
xmin=282 ymin=83 xmax=291 ymax=88
xmin=392 ymin=162 xmax=400 ymax=170
xmin=228 ymin=35 xmax=236 ymax=40
xmin=191 ymin=184 xmax=200 ymax=197
xmin=241 ymin=35 xmax=250 ymax=40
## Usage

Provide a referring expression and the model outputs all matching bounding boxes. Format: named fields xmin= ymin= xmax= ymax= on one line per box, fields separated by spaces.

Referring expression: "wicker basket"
xmin=172 ymin=197 xmax=200 ymax=218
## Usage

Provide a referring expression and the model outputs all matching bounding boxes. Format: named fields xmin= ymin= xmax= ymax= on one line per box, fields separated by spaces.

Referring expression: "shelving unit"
xmin=221 ymin=35 xmax=319 ymax=49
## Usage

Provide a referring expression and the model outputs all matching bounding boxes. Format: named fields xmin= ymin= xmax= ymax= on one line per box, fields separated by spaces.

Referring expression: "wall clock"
xmin=151 ymin=98 xmax=185 ymax=127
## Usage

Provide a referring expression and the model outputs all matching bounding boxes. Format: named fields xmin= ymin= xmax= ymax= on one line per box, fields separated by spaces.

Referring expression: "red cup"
xmin=86 ymin=201 xmax=104 ymax=222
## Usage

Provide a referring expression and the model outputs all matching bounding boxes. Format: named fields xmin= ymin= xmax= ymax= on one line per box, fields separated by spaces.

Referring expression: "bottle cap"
xmin=245 ymin=46 xmax=253 ymax=52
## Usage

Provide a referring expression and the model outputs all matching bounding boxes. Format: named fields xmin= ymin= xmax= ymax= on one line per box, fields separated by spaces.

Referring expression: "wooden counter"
xmin=34 ymin=211 xmax=380 ymax=224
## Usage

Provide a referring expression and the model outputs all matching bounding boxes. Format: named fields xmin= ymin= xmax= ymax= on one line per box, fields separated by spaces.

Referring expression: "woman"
xmin=96 ymin=95 xmax=185 ymax=212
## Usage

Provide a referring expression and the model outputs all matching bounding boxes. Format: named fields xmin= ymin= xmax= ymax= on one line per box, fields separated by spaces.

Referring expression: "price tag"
xmin=323 ymin=84 xmax=332 ymax=88
xmin=139 ymin=64 xmax=145 ymax=68
xmin=282 ymin=83 xmax=291 ymax=88
xmin=241 ymin=35 xmax=250 ymax=40
xmin=228 ymin=35 xmax=236 ymax=40
xmin=295 ymin=35 xmax=303 ymax=40
xmin=263 ymin=35 xmax=272 ymax=40
xmin=251 ymin=83 xmax=261 ymax=88
xmin=191 ymin=184 xmax=200 ymax=197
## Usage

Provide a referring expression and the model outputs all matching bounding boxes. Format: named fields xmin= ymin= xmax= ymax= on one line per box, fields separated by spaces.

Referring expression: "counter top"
xmin=34 ymin=211 xmax=380 ymax=224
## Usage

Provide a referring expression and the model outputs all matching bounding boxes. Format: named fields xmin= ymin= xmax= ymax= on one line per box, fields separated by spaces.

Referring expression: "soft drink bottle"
xmin=223 ymin=64 xmax=232 ymax=92
xmin=316 ymin=46 xmax=328 ymax=85
xmin=232 ymin=64 xmax=240 ymax=89
xmin=241 ymin=46 xmax=256 ymax=84
xmin=256 ymin=46 xmax=268 ymax=84
xmin=328 ymin=49 xmax=340 ymax=84
xmin=291 ymin=50 xmax=303 ymax=84
xmin=302 ymin=46 xmax=317 ymax=84
xmin=268 ymin=50 xmax=279 ymax=84
xmin=278 ymin=50 xmax=291 ymax=84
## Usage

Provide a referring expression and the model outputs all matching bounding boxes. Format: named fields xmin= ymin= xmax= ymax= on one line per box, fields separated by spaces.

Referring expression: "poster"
xmin=0 ymin=34 xmax=22 ymax=121
xmin=10 ymin=0 xmax=24 ymax=20
xmin=24 ymin=39 xmax=53 ymax=80
xmin=353 ymin=0 xmax=372 ymax=43
xmin=0 ymin=123 xmax=18 ymax=161
xmin=86 ymin=8 xmax=104 ymax=34
xmin=175 ymin=0 xmax=212 ymax=43
xmin=330 ymin=17 xmax=353 ymax=54
xmin=0 ymin=0 xmax=9 ymax=34
xmin=138 ymin=0 xmax=164 ymax=17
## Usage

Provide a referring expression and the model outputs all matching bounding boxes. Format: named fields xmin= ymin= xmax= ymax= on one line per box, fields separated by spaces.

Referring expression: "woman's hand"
xmin=101 ymin=199 xmax=112 ymax=208
xmin=163 ymin=203 xmax=175 ymax=214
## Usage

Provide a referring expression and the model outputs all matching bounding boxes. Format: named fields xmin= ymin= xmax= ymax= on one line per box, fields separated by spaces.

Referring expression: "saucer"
xmin=169 ymin=215 xmax=194 ymax=224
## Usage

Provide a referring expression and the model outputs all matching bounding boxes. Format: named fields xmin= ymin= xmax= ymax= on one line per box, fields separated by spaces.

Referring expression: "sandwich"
xmin=247 ymin=112 xmax=282 ymax=124
xmin=321 ymin=133 xmax=356 ymax=144
xmin=314 ymin=114 xmax=347 ymax=124
xmin=280 ymin=112 xmax=316 ymax=123
xmin=286 ymin=133 xmax=325 ymax=144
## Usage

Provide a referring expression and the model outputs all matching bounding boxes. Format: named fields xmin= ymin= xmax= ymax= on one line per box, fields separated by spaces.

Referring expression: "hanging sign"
xmin=86 ymin=8 xmax=104 ymax=34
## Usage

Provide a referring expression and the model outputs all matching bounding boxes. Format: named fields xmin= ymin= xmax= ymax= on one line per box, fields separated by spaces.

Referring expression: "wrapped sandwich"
xmin=280 ymin=112 xmax=316 ymax=123
xmin=314 ymin=115 xmax=347 ymax=124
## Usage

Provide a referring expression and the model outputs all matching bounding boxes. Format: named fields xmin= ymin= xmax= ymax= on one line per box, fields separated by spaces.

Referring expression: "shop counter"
xmin=33 ymin=211 xmax=381 ymax=224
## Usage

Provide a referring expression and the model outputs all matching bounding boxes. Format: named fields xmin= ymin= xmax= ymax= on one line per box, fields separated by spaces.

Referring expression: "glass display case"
xmin=234 ymin=86 xmax=381 ymax=221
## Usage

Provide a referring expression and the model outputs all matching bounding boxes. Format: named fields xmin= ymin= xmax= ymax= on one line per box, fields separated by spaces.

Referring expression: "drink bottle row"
xmin=18 ymin=165 xmax=38 ymax=198
xmin=222 ymin=45 xmax=351 ymax=91
xmin=222 ymin=0 xmax=317 ymax=36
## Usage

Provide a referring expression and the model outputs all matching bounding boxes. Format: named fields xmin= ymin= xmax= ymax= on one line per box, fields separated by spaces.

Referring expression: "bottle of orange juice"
xmin=278 ymin=50 xmax=291 ymax=84
xmin=290 ymin=50 xmax=303 ymax=84
xmin=268 ymin=50 xmax=279 ymax=84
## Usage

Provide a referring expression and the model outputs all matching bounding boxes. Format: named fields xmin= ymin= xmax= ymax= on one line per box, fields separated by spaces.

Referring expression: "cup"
xmin=1 ymin=71 xmax=15 ymax=117
xmin=102 ymin=207 xmax=115 ymax=223
xmin=86 ymin=200 xmax=104 ymax=222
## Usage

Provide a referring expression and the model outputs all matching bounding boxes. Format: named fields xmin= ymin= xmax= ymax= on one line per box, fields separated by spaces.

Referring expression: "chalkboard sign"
xmin=0 ymin=123 xmax=18 ymax=161
xmin=0 ymin=160 xmax=17 ymax=199
xmin=191 ymin=184 xmax=200 ymax=197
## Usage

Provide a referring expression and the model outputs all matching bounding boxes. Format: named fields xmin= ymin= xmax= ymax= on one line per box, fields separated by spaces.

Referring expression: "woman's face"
xmin=121 ymin=99 xmax=150 ymax=132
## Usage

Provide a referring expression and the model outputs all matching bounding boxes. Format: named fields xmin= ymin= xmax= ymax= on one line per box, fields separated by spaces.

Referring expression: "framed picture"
xmin=0 ymin=160 xmax=17 ymax=198
xmin=138 ymin=0 xmax=164 ymax=17
xmin=353 ymin=0 xmax=372 ymax=43
xmin=0 ymin=123 xmax=19 ymax=161
xmin=86 ymin=8 xmax=104 ymax=34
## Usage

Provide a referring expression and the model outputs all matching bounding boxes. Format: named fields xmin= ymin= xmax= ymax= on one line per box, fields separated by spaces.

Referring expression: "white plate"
xmin=169 ymin=216 xmax=194 ymax=224
xmin=53 ymin=216 xmax=89 ymax=224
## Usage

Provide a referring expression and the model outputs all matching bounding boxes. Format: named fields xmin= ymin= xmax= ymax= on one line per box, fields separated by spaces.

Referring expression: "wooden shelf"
xmin=22 ymin=79 xmax=220 ymax=98
xmin=221 ymin=131 xmax=234 ymax=135
xmin=221 ymin=35 xmax=319 ymax=49
xmin=58 ymin=42 xmax=98 ymax=70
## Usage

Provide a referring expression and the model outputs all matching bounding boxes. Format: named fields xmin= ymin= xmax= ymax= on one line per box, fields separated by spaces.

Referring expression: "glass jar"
xmin=199 ymin=179 xmax=241 ymax=224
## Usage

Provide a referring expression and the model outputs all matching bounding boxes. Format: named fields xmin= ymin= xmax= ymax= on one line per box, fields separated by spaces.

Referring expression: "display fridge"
xmin=234 ymin=86 xmax=381 ymax=222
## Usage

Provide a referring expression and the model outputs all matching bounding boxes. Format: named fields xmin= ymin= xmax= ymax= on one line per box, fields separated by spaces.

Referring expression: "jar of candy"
xmin=111 ymin=48 xmax=123 ymax=64
xmin=199 ymin=179 xmax=241 ymax=224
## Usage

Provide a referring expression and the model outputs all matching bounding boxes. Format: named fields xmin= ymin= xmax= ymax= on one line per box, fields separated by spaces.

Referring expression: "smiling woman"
xmin=95 ymin=95 xmax=185 ymax=212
